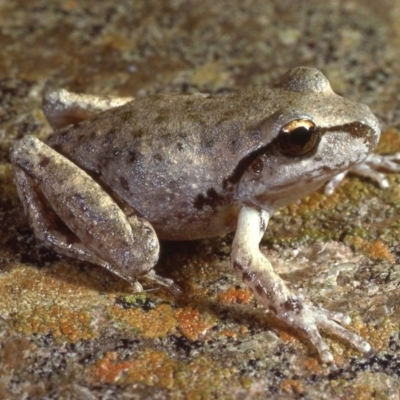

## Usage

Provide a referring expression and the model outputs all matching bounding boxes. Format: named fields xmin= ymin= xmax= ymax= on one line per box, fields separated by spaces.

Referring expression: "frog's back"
xmin=46 ymin=89 xmax=277 ymax=239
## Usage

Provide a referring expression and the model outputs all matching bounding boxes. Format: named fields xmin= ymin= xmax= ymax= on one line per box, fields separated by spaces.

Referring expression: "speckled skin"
xmin=11 ymin=67 xmax=382 ymax=362
xmin=46 ymin=68 xmax=378 ymax=240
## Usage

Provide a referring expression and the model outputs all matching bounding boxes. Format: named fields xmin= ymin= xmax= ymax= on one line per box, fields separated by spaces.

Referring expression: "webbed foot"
xmin=272 ymin=295 xmax=371 ymax=363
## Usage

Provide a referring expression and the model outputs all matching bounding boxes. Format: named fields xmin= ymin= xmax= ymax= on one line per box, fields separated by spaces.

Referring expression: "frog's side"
xmin=43 ymin=74 xmax=377 ymax=239
xmin=11 ymin=67 xmax=393 ymax=363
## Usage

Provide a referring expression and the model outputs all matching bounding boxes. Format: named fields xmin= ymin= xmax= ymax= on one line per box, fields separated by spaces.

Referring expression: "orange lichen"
xmin=347 ymin=235 xmax=369 ymax=252
xmin=124 ymin=349 xmax=176 ymax=388
xmin=346 ymin=237 xmax=396 ymax=264
xmin=175 ymin=306 xmax=215 ymax=341
xmin=218 ymin=287 xmax=253 ymax=304
xmin=239 ymin=325 xmax=249 ymax=334
xmin=90 ymin=351 xmax=131 ymax=383
xmin=281 ymin=379 xmax=304 ymax=395
xmin=278 ymin=330 xmax=298 ymax=345
xmin=368 ymin=240 xmax=396 ymax=263
xmin=301 ymin=357 xmax=323 ymax=373
xmin=219 ymin=329 xmax=237 ymax=339
xmin=61 ymin=0 xmax=79 ymax=11
xmin=87 ymin=349 xmax=237 ymax=396
xmin=89 ymin=349 xmax=176 ymax=388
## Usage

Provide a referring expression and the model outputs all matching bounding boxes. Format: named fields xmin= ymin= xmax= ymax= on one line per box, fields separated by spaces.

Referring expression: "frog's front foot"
xmin=325 ymin=153 xmax=400 ymax=195
xmin=232 ymin=206 xmax=371 ymax=363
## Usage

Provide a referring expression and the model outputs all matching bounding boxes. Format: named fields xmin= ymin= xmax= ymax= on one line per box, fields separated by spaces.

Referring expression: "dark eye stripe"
xmin=224 ymin=121 xmax=375 ymax=188
xmin=319 ymin=121 xmax=375 ymax=139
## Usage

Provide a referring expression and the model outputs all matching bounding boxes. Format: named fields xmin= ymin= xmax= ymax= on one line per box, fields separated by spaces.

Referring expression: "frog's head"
xmin=237 ymin=67 xmax=380 ymax=210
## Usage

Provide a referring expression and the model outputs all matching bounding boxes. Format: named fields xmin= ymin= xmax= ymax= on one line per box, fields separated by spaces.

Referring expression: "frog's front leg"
xmin=43 ymin=88 xmax=134 ymax=129
xmin=231 ymin=206 xmax=371 ymax=363
xmin=11 ymin=135 xmax=159 ymax=289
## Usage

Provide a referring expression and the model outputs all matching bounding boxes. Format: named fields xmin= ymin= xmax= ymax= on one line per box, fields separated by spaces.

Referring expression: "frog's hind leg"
xmin=43 ymin=88 xmax=134 ymax=129
xmin=11 ymin=135 xmax=158 ymax=290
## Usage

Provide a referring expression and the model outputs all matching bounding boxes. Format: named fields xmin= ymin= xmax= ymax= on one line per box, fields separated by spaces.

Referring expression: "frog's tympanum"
xmin=11 ymin=67 xmax=396 ymax=362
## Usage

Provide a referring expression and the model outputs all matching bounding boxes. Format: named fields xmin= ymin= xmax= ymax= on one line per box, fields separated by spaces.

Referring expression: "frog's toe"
xmin=277 ymin=300 xmax=371 ymax=362
xmin=143 ymin=269 xmax=182 ymax=296
xmin=316 ymin=311 xmax=371 ymax=354
xmin=300 ymin=324 xmax=334 ymax=364
xmin=131 ymin=280 xmax=144 ymax=292
xmin=301 ymin=313 xmax=370 ymax=363
xmin=349 ymin=163 xmax=388 ymax=188
xmin=365 ymin=153 xmax=400 ymax=171
xmin=324 ymin=171 xmax=348 ymax=195
xmin=348 ymin=153 xmax=400 ymax=189
xmin=320 ymin=309 xmax=351 ymax=325
xmin=325 ymin=152 xmax=400 ymax=194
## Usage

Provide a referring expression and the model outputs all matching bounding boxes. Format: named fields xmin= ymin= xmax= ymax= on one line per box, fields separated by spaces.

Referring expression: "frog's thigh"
xmin=43 ymin=88 xmax=134 ymax=129
xmin=11 ymin=136 xmax=159 ymax=284
xmin=13 ymin=165 xmax=118 ymax=271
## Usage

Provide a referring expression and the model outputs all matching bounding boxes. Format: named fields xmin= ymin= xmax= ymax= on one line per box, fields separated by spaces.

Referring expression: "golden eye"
xmin=277 ymin=119 xmax=320 ymax=157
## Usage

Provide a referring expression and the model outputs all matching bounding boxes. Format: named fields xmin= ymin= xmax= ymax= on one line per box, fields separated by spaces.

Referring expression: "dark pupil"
xmin=288 ymin=126 xmax=313 ymax=147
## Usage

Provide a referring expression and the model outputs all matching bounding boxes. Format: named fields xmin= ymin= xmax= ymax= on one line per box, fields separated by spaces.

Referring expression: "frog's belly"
xmin=112 ymin=175 xmax=240 ymax=240
xmin=143 ymin=203 xmax=240 ymax=241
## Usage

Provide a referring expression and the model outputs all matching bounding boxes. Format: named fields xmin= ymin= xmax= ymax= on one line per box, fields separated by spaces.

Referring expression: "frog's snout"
xmin=366 ymin=121 xmax=380 ymax=155
xmin=360 ymin=105 xmax=381 ymax=151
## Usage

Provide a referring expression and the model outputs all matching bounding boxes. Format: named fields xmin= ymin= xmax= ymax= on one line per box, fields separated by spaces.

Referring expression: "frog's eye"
xmin=277 ymin=119 xmax=320 ymax=157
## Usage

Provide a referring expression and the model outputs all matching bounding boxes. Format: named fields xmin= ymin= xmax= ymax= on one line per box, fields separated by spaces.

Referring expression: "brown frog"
xmin=11 ymin=67 xmax=400 ymax=362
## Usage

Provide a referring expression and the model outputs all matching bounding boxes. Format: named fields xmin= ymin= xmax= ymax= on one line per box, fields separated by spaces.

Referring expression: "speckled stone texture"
xmin=1 ymin=0 xmax=400 ymax=398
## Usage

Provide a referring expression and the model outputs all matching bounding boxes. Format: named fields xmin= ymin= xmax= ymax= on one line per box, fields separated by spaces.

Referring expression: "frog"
xmin=10 ymin=67 xmax=400 ymax=363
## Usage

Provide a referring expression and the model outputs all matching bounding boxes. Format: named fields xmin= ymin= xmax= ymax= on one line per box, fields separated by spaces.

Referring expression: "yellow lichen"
xmin=110 ymin=303 xmax=177 ymax=339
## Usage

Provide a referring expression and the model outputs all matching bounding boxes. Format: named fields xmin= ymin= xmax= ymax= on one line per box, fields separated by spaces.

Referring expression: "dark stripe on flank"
xmin=223 ymin=143 xmax=272 ymax=188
